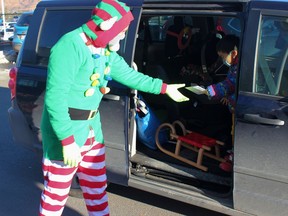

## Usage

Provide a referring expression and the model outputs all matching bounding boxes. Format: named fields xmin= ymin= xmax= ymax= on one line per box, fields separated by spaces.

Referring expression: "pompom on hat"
xmin=82 ymin=0 xmax=134 ymax=48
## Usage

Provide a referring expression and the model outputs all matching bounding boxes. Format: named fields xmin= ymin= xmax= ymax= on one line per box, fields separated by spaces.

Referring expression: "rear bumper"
xmin=8 ymin=100 xmax=42 ymax=153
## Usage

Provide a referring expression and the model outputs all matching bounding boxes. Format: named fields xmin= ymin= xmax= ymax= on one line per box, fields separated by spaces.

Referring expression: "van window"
xmin=35 ymin=9 xmax=131 ymax=66
xmin=255 ymin=16 xmax=288 ymax=97
xmin=149 ymin=16 xmax=171 ymax=41
xmin=215 ymin=17 xmax=241 ymax=37
xmin=38 ymin=10 xmax=91 ymax=52
xmin=138 ymin=16 xmax=192 ymax=42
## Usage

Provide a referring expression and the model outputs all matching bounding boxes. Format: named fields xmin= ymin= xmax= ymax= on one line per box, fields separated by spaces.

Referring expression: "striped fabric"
xmin=82 ymin=0 xmax=134 ymax=48
xmin=206 ymin=64 xmax=237 ymax=113
xmin=39 ymin=129 xmax=109 ymax=216
xmin=91 ymin=0 xmax=130 ymax=25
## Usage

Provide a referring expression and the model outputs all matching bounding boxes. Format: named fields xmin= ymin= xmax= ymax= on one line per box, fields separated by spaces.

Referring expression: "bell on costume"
xmin=100 ymin=87 xmax=110 ymax=94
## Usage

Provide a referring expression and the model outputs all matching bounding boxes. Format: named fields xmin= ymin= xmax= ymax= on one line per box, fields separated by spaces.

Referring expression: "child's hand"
xmin=220 ymin=97 xmax=229 ymax=106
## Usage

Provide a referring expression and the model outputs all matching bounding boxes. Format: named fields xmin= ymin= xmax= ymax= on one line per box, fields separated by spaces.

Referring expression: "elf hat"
xmin=82 ymin=0 xmax=134 ymax=48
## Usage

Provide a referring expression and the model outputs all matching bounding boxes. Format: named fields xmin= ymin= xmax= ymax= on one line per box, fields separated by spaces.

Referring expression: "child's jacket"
xmin=206 ymin=64 xmax=237 ymax=113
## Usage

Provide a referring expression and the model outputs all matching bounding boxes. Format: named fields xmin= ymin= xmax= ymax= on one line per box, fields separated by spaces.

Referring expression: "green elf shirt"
xmin=41 ymin=27 xmax=165 ymax=160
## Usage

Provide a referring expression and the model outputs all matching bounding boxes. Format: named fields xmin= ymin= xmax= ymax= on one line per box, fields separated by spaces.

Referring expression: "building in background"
xmin=0 ymin=0 xmax=39 ymax=42
xmin=0 ymin=0 xmax=39 ymax=15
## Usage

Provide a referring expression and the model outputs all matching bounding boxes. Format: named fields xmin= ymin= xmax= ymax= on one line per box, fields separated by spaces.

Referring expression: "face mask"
xmin=223 ymin=59 xmax=231 ymax=67
xmin=108 ymin=31 xmax=126 ymax=52
xmin=223 ymin=52 xmax=232 ymax=67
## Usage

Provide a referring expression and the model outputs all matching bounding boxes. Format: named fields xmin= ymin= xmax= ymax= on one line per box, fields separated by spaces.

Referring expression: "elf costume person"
xmin=39 ymin=0 xmax=188 ymax=215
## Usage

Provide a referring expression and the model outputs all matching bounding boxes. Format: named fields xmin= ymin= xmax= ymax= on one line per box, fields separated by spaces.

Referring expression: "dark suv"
xmin=8 ymin=1 xmax=288 ymax=216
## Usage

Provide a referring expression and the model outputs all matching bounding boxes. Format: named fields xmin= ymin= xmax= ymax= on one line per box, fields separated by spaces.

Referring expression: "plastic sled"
xmin=155 ymin=120 xmax=226 ymax=171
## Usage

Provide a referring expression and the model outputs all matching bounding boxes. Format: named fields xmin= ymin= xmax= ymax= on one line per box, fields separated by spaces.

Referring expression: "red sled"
xmin=155 ymin=120 xmax=225 ymax=172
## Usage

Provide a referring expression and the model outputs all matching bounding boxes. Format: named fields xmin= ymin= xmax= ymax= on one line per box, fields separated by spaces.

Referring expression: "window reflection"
xmin=256 ymin=16 xmax=288 ymax=97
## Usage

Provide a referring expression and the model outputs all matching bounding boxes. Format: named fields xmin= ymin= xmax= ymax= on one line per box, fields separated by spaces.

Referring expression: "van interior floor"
xmin=131 ymin=142 xmax=232 ymax=196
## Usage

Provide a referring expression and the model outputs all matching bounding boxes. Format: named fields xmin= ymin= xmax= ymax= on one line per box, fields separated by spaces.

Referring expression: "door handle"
xmin=243 ymin=114 xmax=285 ymax=126
xmin=132 ymin=62 xmax=138 ymax=71
xmin=103 ymin=94 xmax=120 ymax=101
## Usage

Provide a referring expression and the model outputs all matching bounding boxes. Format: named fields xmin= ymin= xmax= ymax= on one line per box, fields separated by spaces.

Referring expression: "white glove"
xmin=62 ymin=142 xmax=81 ymax=167
xmin=166 ymin=84 xmax=189 ymax=102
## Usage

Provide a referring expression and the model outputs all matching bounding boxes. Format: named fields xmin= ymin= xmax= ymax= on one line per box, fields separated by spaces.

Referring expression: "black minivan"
xmin=8 ymin=1 xmax=288 ymax=216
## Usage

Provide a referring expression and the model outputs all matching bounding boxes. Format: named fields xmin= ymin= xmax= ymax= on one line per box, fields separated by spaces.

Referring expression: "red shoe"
xmin=219 ymin=161 xmax=233 ymax=172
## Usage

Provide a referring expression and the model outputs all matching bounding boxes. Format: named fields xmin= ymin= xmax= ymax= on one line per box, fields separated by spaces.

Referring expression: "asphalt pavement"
xmin=0 ymin=43 xmax=227 ymax=216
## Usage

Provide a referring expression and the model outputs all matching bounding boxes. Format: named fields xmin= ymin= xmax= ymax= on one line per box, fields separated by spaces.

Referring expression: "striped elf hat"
xmin=82 ymin=0 xmax=134 ymax=48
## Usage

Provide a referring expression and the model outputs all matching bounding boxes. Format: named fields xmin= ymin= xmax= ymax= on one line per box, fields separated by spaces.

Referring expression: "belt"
xmin=68 ymin=108 xmax=98 ymax=120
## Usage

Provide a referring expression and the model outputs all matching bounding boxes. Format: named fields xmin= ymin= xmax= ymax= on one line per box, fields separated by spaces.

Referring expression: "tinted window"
xmin=215 ymin=17 xmax=241 ymax=37
xmin=138 ymin=16 xmax=194 ymax=42
xmin=32 ymin=9 xmax=130 ymax=66
xmin=255 ymin=16 xmax=288 ymax=97
xmin=39 ymin=10 xmax=91 ymax=50
xmin=148 ymin=16 xmax=171 ymax=41
xmin=28 ymin=9 xmax=91 ymax=66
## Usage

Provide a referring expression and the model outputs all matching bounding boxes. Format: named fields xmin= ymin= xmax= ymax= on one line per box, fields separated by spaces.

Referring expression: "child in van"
xmin=205 ymin=34 xmax=240 ymax=172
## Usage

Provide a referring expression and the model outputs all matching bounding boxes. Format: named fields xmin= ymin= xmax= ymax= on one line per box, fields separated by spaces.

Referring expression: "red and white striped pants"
xmin=39 ymin=130 xmax=109 ymax=216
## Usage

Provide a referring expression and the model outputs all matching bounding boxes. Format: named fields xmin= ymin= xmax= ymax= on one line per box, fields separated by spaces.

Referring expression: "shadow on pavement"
xmin=0 ymin=85 xmax=85 ymax=215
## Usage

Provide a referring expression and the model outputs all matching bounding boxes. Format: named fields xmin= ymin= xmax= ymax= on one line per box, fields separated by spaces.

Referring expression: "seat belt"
xmin=201 ymin=42 xmax=208 ymax=74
